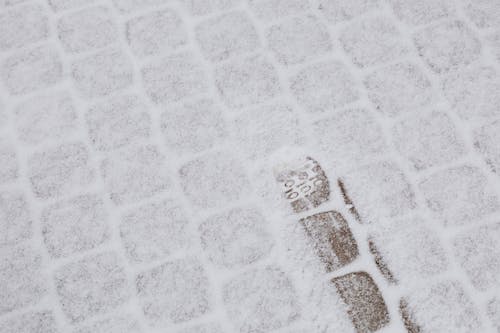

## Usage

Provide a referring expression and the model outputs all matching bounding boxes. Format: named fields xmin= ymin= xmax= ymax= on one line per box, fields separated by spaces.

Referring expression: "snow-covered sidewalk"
xmin=1 ymin=0 xmax=500 ymax=332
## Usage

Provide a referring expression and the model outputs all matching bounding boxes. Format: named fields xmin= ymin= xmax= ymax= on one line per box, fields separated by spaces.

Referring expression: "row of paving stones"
xmin=1 ymin=0 xmax=500 ymax=60
xmin=2 ymin=118 xmax=499 ymax=241
xmin=275 ymin=157 xmax=385 ymax=332
xmin=0 ymin=0 xmax=499 ymax=108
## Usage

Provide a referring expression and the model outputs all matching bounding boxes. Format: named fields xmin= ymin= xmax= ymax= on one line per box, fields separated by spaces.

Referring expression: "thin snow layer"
xmin=1 ymin=0 xmax=500 ymax=332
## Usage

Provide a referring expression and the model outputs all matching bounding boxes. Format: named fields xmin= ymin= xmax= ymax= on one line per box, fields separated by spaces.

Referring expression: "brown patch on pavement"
xmin=337 ymin=178 xmax=362 ymax=223
xmin=332 ymin=271 xmax=390 ymax=333
xmin=276 ymin=157 xmax=329 ymax=213
xmin=399 ymin=298 xmax=422 ymax=333
xmin=300 ymin=211 xmax=359 ymax=272
xmin=368 ymin=238 xmax=398 ymax=285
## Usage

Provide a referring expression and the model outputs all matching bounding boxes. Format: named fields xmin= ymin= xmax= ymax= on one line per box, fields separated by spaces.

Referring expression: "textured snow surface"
xmin=1 ymin=0 xmax=500 ymax=332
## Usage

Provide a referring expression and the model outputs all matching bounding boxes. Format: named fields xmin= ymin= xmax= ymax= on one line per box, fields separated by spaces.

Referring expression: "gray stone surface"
xmin=0 ymin=1 xmax=499 ymax=331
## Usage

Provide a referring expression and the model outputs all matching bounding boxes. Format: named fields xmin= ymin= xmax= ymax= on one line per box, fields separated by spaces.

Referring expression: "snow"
xmin=0 ymin=0 xmax=500 ymax=332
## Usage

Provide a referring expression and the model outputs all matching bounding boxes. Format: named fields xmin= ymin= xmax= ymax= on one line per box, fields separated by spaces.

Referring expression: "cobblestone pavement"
xmin=1 ymin=0 xmax=500 ymax=332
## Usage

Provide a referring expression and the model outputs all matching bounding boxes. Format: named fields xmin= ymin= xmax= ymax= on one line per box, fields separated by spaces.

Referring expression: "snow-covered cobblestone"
xmin=1 ymin=0 xmax=500 ymax=332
